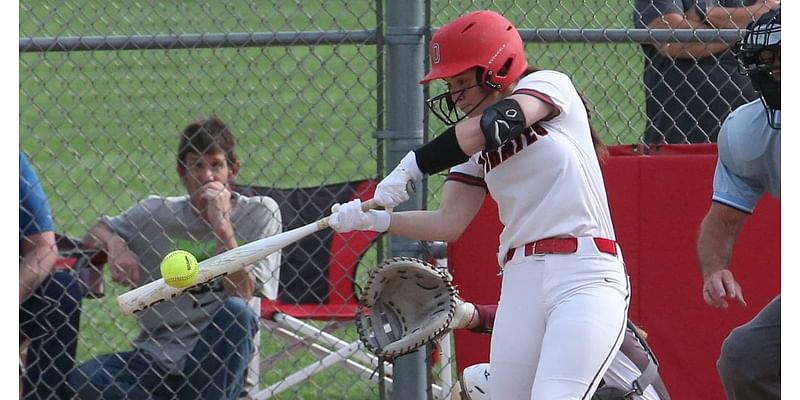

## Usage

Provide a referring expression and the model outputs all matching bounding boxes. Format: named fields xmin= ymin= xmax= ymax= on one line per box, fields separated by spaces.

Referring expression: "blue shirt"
xmin=712 ymin=101 xmax=781 ymax=213
xmin=19 ymin=151 xmax=54 ymax=242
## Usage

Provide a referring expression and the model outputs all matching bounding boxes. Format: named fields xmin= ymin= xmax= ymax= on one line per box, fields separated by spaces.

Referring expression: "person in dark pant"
xmin=696 ymin=11 xmax=780 ymax=400
xmin=633 ymin=0 xmax=778 ymax=144
xmin=70 ymin=297 xmax=256 ymax=399
xmin=20 ymin=151 xmax=83 ymax=400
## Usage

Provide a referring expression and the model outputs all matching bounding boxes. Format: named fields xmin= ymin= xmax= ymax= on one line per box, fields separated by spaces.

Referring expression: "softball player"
xmin=330 ymin=10 xmax=630 ymax=399
xmin=696 ymin=10 xmax=780 ymax=399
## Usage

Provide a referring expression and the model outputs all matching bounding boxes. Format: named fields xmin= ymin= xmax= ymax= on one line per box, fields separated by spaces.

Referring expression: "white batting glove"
xmin=374 ymin=151 xmax=423 ymax=209
xmin=451 ymin=296 xmax=478 ymax=330
xmin=329 ymin=199 xmax=391 ymax=233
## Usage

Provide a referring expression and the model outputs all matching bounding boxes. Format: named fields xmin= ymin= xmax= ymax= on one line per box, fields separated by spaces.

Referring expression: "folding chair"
xmin=54 ymin=234 xmax=108 ymax=299
xmin=235 ymin=180 xmax=454 ymax=399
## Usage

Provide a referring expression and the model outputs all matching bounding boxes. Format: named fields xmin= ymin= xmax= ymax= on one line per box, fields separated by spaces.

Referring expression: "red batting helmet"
xmin=421 ymin=10 xmax=528 ymax=91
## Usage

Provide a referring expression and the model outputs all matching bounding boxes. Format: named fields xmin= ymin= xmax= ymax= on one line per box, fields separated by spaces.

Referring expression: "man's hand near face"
xmin=195 ymin=180 xmax=255 ymax=298
xmin=198 ymin=181 xmax=234 ymax=232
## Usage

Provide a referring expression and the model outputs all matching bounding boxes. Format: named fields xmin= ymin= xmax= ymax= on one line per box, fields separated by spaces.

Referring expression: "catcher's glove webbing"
xmin=355 ymin=257 xmax=457 ymax=359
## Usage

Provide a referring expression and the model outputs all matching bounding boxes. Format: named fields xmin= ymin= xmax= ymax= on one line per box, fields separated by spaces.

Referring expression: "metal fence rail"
xmin=21 ymin=28 xmax=744 ymax=53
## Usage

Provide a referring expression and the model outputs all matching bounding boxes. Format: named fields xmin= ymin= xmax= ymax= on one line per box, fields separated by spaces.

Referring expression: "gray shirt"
xmin=102 ymin=193 xmax=282 ymax=372
xmin=712 ymin=100 xmax=780 ymax=213
xmin=634 ymin=0 xmax=758 ymax=144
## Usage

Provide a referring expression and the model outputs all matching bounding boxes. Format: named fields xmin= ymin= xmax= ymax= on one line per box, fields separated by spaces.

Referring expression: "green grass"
xmin=21 ymin=1 xmax=645 ymax=397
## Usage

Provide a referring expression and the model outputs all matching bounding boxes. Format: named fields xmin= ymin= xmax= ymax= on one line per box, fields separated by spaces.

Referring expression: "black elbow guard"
xmin=479 ymin=98 xmax=526 ymax=151
xmin=415 ymin=126 xmax=470 ymax=174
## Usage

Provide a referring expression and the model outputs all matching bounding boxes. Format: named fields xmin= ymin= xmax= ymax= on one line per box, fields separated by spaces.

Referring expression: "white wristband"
xmin=452 ymin=298 xmax=478 ymax=330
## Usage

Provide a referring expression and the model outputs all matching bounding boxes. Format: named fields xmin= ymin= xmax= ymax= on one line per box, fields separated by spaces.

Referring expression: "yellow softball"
xmin=160 ymin=250 xmax=199 ymax=288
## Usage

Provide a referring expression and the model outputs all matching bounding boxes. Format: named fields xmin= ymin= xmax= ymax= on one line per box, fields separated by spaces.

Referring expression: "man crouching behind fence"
xmin=67 ymin=116 xmax=282 ymax=399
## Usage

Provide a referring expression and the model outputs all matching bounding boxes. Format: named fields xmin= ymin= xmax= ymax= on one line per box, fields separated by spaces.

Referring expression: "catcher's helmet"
xmin=735 ymin=9 xmax=780 ymax=128
xmin=423 ymin=11 xmax=528 ymax=125
xmin=455 ymin=363 xmax=491 ymax=400
xmin=454 ymin=363 xmax=647 ymax=400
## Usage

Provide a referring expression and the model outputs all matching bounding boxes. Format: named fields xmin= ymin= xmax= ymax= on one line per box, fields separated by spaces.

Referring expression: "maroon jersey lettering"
xmin=480 ymin=124 xmax=547 ymax=173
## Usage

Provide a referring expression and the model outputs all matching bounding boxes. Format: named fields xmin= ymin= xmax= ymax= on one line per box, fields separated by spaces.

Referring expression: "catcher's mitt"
xmin=356 ymin=257 xmax=457 ymax=359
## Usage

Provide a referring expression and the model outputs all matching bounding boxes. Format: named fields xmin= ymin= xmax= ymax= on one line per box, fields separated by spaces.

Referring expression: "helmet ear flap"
xmin=482 ymin=70 xmax=501 ymax=89
xmin=478 ymin=58 xmax=517 ymax=90
xmin=475 ymin=68 xmax=496 ymax=89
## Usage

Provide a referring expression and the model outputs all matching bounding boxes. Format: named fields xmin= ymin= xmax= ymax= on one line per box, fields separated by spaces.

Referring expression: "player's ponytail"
xmin=576 ymin=90 xmax=608 ymax=160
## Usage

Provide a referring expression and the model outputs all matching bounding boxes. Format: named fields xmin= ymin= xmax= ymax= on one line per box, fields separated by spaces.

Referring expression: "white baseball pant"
xmin=489 ymin=237 xmax=630 ymax=399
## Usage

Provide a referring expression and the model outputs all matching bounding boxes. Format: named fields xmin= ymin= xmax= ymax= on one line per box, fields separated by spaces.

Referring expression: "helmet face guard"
xmin=422 ymin=11 xmax=528 ymax=125
xmin=425 ymin=69 xmax=497 ymax=125
xmin=735 ymin=9 xmax=780 ymax=128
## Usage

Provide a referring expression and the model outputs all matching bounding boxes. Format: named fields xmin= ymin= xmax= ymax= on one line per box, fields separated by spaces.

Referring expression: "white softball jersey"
xmin=450 ymin=70 xmax=617 ymax=266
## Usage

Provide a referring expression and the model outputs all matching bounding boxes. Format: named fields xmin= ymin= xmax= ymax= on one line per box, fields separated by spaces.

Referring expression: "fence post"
xmin=383 ymin=1 xmax=428 ymax=399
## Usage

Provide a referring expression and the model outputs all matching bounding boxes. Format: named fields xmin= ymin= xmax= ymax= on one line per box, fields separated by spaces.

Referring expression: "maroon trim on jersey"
xmin=513 ymin=88 xmax=560 ymax=121
xmin=445 ymin=171 xmax=487 ymax=189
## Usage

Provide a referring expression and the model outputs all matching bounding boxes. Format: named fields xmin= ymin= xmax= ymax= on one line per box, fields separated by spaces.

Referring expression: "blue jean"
xmin=68 ymin=297 xmax=258 ymax=400
xmin=20 ymin=270 xmax=83 ymax=400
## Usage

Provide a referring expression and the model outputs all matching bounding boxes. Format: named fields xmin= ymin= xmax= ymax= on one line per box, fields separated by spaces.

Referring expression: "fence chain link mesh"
xmin=20 ymin=0 xmax=759 ymax=398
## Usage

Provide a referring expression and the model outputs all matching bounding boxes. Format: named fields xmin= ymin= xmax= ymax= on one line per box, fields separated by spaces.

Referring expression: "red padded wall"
xmin=449 ymin=144 xmax=780 ymax=400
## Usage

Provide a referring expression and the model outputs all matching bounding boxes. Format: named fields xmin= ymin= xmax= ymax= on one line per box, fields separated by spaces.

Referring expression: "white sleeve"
xmin=513 ymin=70 xmax=576 ymax=116
xmin=446 ymin=154 xmax=486 ymax=188
xmin=449 ymin=153 xmax=483 ymax=176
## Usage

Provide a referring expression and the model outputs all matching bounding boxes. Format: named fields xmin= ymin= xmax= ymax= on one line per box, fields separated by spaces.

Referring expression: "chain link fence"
xmin=20 ymin=0 xmax=759 ymax=398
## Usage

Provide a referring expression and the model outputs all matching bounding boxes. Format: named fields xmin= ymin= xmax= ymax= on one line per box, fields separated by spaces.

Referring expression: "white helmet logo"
xmin=432 ymin=43 xmax=441 ymax=64
xmin=505 ymin=109 xmax=518 ymax=118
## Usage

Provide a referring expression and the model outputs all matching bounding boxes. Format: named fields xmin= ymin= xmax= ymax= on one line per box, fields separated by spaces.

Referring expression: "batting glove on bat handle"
xmin=374 ymin=151 xmax=422 ymax=209
xmin=321 ymin=198 xmax=386 ymax=231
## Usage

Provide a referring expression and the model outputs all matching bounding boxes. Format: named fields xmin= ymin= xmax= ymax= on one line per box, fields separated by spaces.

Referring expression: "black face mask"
xmin=426 ymin=82 xmax=486 ymax=125
xmin=425 ymin=69 xmax=501 ymax=125
xmin=735 ymin=10 xmax=780 ymax=129
xmin=748 ymin=68 xmax=781 ymax=129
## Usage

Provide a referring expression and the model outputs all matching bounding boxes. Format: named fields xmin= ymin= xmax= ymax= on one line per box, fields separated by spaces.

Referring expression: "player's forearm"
xmin=388 ymin=210 xmax=468 ymax=242
xmin=388 ymin=183 xmax=484 ymax=242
